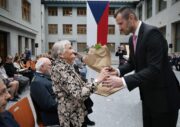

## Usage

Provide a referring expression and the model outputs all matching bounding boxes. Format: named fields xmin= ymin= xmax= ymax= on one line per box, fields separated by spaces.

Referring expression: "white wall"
xmin=0 ymin=0 xmax=42 ymax=56
xmin=139 ymin=0 xmax=180 ymax=52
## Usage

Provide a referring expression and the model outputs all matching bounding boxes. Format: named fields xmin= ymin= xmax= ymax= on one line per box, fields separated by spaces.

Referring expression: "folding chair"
xmin=8 ymin=96 xmax=44 ymax=127
xmin=8 ymin=97 xmax=35 ymax=127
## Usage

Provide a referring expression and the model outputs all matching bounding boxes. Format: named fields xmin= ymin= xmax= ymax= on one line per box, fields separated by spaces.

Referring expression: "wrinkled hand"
xmin=102 ymin=76 xmax=124 ymax=89
xmin=96 ymin=69 xmax=109 ymax=83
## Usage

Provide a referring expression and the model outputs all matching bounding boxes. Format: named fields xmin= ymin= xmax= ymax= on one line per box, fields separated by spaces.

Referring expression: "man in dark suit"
xmin=102 ymin=7 xmax=180 ymax=127
xmin=30 ymin=57 xmax=59 ymax=126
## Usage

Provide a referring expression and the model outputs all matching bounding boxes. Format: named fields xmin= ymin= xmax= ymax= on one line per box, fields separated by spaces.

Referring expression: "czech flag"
xmin=87 ymin=0 xmax=109 ymax=47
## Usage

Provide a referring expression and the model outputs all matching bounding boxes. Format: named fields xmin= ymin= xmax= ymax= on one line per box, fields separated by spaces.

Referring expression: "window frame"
xmin=146 ymin=0 xmax=152 ymax=19
xmin=48 ymin=24 xmax=58 ymax=34
xmin=77 ymin=24 xmax=86 ymax=34
xmin=63 ymin=24 xmax=72 ymax=35
xmin=108 ymin=25 xmax=115 ymax=35
xmin=22 ymin=0 xmax=31 ymax=22
xmin=77 ymin=7 xmax=86 ymax=16
xmin=63 ymin=7 xmax=72 ymax=16
xmin=48 ymin=7 xmax=58 ymax=16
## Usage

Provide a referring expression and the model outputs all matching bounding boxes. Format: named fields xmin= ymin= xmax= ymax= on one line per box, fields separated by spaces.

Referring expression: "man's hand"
xmin=101 ymin=67 xmax=118 ymax=76
xmin=96 ymin=70 xmax=109 ymax=83
xmin=102 ymin=76 xmax=124 ymax=89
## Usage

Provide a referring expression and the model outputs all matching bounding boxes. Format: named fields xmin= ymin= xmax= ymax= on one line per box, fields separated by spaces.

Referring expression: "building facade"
xmin=1 ymin=0 xmax=179 ymax=60
xmin=42 ymin=0 xmax=138 ymax=53
xmin=137 ymin=0 xmax=180 ymax=53
xmin=0 ymin=0 xmax=42 ymax=61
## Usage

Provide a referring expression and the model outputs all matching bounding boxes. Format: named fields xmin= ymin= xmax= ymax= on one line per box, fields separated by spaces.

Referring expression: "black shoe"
xmin=14 ymin=95 xmax=20 ymax=99
xmin=85 ymin=116 xmax=95 ymax=126
xmin=81 ymin=123 xmax=87 ymax=127
xmin=9 ymin=98 xmax=18 ymax=102
xmin=86 ymin=120 xmax=95 ymax=126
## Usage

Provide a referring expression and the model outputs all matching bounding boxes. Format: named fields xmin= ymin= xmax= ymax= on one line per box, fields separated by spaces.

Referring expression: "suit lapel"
xmin=135 ymin=22 xmax=144 ymax=57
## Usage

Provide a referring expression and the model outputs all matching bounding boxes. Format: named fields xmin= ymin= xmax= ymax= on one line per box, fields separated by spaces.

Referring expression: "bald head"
xmin=35 ymin=57 xmax=52 ymax=75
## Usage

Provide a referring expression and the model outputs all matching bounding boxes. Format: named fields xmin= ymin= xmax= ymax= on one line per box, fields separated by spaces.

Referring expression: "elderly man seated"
xmin=0 ymin=79 xmax=19 ymax=127
xmin=30 ymin=57 xmax=59 ymax=126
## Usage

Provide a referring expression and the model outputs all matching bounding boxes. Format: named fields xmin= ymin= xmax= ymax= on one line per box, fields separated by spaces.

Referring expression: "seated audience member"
xmin=30 ymin=57 xmax=59 ymax=126
xmin=25 ymin=58 xmax=36 ymax=72
xmin=4 ymin=55 xmax=29 ymax=93
xmin=0 ymin=57 xmax=19 ymax=101
xmin=13 ymin=56 xmax=34 ymax=81
xmin=0 ymin=79 xmax=20 ymax=127
xmin=4 ymin=55 xmax=18 ymax=78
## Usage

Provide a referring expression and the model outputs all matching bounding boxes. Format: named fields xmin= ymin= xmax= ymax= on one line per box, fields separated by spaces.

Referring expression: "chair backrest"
xmin=8 ymin=97 xmax=35 ymax=127
xmin=30 ymin=95 xmax=45 ymax=127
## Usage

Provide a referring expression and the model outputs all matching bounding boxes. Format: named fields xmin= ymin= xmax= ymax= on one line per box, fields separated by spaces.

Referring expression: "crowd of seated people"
xmin=0 ymin=47 xmax=98 ymax=127
xmin=0 ymin=51 xmax=37 ymax=101
xmin=168 ymin=53 xmax=180 ymax=71
xmin=0 ymin=57 xmax=19 ymax=101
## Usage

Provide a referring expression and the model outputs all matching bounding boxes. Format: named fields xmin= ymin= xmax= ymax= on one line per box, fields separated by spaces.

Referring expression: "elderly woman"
xmin=51 ymin=40 xmax=104 ymax=127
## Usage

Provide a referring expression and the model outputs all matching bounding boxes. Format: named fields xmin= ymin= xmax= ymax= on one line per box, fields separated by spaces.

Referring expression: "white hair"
xmin=51 ymin=40 xmax=71 ymax=59
xmin=35 ymin=57 xmax=50 ymax=71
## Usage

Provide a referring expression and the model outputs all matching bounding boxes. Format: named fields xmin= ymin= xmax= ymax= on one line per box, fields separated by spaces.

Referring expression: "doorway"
xmin=0 ymin=31 xmax=8 ymax=62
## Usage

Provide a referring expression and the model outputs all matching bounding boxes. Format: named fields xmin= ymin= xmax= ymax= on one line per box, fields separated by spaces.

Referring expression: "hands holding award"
xmin=92 ymin=67 xmax=124 ymax=96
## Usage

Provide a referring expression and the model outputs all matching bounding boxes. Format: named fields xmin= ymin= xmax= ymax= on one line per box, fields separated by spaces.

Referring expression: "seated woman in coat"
xmin=51 ymin=40 xmax=105 ymax=127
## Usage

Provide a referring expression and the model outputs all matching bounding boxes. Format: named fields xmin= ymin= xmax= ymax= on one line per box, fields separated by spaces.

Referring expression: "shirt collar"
xmin=134 ymin=21 xmax=142 ymax=36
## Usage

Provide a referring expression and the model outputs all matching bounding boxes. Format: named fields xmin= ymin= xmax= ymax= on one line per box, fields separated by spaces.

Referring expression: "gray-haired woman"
xmin=51 ymin=40 xmax=104 ymax=127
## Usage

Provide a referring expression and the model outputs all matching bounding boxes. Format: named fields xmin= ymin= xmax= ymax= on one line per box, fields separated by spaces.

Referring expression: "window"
xmin=146 ymin=0 xmax=152 ymax=19
xmin=109 ymin=8 xmax=115 ymax=16
xmin=63 ymin=7 xmax=72 ymax=16
xmin=77 ymin=43 xmax=87 ymax=52
xmin=63 ymin=24 xmax=72 ymax=34
xmin=138 ymin=6 xmax=142 ymax=20
xmin=0 ymin=31 xmax=7 ymax=61
xmin=0 ymin=0 xmax=7 ymax=9
xmin=22 ymin=0 xmax=31 ymax=22
xmin=25 ymin=38 xmax=29 ymax=49
xmin=157 ymin=0 xmax=167 ymax=12
xmin=108 ymin=25 xmax=115 ymax=35
xmin=107 ymin=42 xmax=115 ymax=52
xmin=172 ymin=0 xmax=180 ymax=4
xmin=77 ymin=7 xmax=86 ymax=16
xmin=48 ymin=42 xmax=54 ymax=50
xmin=159 ymin=26 xmax=166 ymax=38
xmin=48 ymin=24 xmax=58 ymax=34
xmin=175 ymin=22 xmax=180 ymax=52
xmin=18 ymin=36 xmax=22 ymax=54
xmin=77 ymin=24 xmax=86 ymax=34
xmin=31 ymin=39 xmax=35 ymax=55
xmin=48 ymin=7 xmax=57 ymax=16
